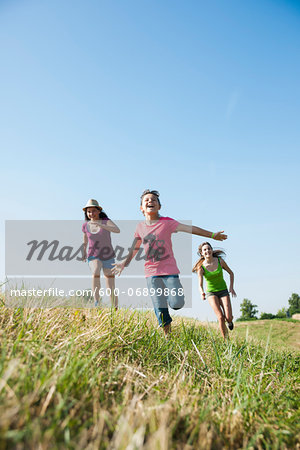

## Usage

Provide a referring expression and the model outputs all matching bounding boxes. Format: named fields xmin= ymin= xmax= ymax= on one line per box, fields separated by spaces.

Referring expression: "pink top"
xmin=82 ymin=220 xmax=115 ymax=259
xmin=134 ymin=216 xmax=180 ymax=277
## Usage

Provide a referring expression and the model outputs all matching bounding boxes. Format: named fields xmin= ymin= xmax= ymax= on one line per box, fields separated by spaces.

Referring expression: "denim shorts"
xmin=146 ymin=275 xmax=185 ymax=327
xmin=87 ymin=256 xmax=115 ymax=269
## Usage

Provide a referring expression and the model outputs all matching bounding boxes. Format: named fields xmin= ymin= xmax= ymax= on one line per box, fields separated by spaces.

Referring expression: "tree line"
xmin=237 ymin=293 xmax=300 ymax=321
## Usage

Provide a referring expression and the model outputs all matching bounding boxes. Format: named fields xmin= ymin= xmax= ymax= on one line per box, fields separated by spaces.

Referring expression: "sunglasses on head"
xmin=141 ymin=189 xmax=160 ymax=198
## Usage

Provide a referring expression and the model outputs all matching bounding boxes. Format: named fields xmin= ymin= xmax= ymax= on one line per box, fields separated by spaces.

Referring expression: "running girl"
xmin=113 ymin=190 xmax=227 ymax=336
xmin=82 ymin=199 xmax=120 ymax=308
xmin=192 ymin=242 xmax=236 ymax=338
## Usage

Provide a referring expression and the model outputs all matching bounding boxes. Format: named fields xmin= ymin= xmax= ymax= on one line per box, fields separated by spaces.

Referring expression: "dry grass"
xmin=233 ymin=319 xmax=300 ymax=352
xmin=196 ymin=318 xmax=300 ymax=353
xmin=0 ymin=302 xmax=299 ymax=449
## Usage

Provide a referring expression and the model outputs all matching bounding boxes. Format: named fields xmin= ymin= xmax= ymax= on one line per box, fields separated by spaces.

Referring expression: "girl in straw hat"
xmin=82 ymin=199 xmax=120 ymax=308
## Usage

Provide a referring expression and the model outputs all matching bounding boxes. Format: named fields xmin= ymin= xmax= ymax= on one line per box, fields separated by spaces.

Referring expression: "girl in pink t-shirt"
xmin=113 ymin=190 xmax=227 ymax=336
xmin=82 ymin=199 xmax=120 ymax=308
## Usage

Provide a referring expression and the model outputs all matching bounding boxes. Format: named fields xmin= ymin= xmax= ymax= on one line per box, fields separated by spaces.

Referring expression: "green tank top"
xmin=202 ymin=258 xmax=227 ymax=293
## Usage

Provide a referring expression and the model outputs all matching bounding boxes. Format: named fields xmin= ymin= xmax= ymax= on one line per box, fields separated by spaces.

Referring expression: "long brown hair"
xmin=192 ymin=242 xmax=226 ymax=273
xmin=84 ymin=208 xmax=108 ymax=221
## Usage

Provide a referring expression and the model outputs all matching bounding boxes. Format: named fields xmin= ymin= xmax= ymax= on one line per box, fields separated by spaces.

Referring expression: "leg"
xmin=208 ymin=295 xmax=228 ymax=339
xmin=103 ymin=267 xmax=118 ymax=310
xmin=88 ymin=259 xmax=102 ymax=305
xmin=163 ymin=323 xmax=171 ymax=337
xmin=219 ymin=295 xmax=233 ymax=329
xmin=146 ymin=277 xmax=172 ymax=334
xmin=162 ymin=275 xmax=185 ymax=310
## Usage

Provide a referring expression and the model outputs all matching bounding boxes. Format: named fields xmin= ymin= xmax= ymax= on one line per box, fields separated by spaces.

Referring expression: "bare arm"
xmin=112 ymin=238 xmax=142 ymax=275
xmin=82 ymin=233 xmax=88 ymax=261
xmin=197 ymin=267 xmax=206 ymax=300
xmin=95 ymin=219 xmax=120 ymax=233
xmin=176 ymin=223 xmax=227 ymax=241
xmin=220 ymin=259 xmax=236 ymax=297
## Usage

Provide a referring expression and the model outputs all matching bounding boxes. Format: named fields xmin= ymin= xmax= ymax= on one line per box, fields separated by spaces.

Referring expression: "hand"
xmin=229 ymin=287 xmax=237 ymax=297
xmin=201 ymin=292 xmax=206 ymax=301
xmin=112 ymin=262 xmax=126 ymax=276
xmin=82 ymin=251 xmax=87 ymax=262
xmin=213 ymin=231 xmax=227 ymax=241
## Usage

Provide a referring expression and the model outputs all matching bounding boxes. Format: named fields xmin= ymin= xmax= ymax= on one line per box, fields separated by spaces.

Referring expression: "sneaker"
xmin=228 ymin=322 xmax=234 ymax=330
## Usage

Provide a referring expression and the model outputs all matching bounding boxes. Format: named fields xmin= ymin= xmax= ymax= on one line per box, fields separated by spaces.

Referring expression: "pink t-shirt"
xmin=134 ymin=217 xmax=180 ymax=277
xmin=82 ymin=220 xmax=115 ymax=259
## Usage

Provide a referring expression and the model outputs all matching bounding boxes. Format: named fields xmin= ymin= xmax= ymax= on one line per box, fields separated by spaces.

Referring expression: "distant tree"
xmin=260 ymin=312 xmax=275 ymax=320
xmin=239 ymin=298 xmax=258 ymax=320
xmin=288 ymin=293 xmax=300 ymax=316
xmin=276 ymin=307 xmax=287 ymax=319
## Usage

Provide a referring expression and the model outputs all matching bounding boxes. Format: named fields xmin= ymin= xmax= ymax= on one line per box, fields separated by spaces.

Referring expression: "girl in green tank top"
xmin=192 ymin=242 xmax=237 ymax=338
xmin=202 ymin=258 xmax=228 ymax=293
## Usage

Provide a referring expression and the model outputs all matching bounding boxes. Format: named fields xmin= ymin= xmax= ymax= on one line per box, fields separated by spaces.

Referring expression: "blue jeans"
xmin=146 ymin=275 xmax=185 ymax=327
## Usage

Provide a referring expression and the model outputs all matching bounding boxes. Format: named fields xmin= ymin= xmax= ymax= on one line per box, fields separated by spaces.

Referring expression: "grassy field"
xmin=233 ymin=319 xmax=300 ymax=353
xmin=0 ymin=302 xmax=299 ymax=449
xmin=199 ymin=319 xmax=300 ymax=353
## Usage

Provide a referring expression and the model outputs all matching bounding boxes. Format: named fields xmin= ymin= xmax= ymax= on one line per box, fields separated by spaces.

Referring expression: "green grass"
xmin=233 ymin=319 xmax=300 ymax=353
xmin=0 ymin=302 xmax=299 ymax=449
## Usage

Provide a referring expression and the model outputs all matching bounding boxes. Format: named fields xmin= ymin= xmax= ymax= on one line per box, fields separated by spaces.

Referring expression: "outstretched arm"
xmin=95 ymin=219 xmax=120 ymax=233
xmin=220 ymin=259 xmax=236 ymax=297
xmin=176 ymin=223 xmax=227 ymax=241
xmin=112 ymin=238 xmax=142 ymax=275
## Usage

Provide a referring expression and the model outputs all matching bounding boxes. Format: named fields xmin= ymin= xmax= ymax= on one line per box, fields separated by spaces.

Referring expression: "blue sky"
xmin=1 ymin=0 xmax=300 ymax=321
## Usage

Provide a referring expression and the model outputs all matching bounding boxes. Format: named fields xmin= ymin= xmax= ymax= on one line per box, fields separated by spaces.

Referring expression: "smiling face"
xmin=86 ymin=207 xmax=101 ymax=221
xmin=200 ymin=243 xmax=213 ymax=259
xmin=140 ymin=193 xmax=161 ymax=217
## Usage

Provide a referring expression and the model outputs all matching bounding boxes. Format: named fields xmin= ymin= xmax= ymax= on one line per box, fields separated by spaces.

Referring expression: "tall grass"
xmin=233 ymin=319 xmax=300 ymax=353
xmin=0 ymin=301 xmax=299 ymax=449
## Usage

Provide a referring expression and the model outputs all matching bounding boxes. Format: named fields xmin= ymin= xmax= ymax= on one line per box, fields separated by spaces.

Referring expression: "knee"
xmin=170 ymin=295 xmax=185 ymax=311
xmin=92 ymin=274 xmax=100 ymax=279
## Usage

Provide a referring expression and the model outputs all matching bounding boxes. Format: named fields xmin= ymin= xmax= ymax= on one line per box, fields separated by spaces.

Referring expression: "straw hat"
xmin=83 ymin=199 xmax=102 ymax=211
